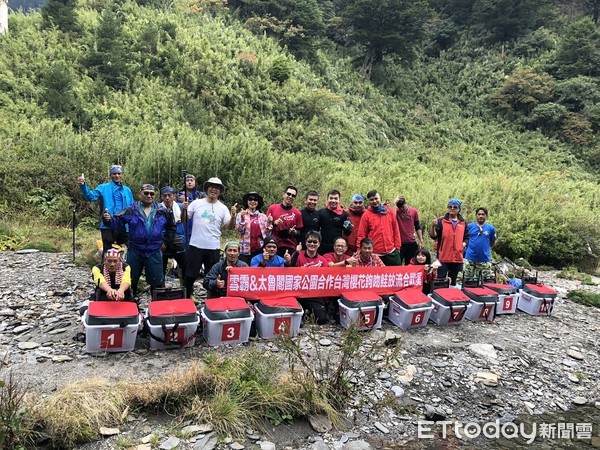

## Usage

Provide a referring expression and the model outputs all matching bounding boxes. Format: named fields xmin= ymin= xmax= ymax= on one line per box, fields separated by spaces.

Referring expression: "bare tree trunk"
xmin=362 ymin=46 xmax=382 ymax=80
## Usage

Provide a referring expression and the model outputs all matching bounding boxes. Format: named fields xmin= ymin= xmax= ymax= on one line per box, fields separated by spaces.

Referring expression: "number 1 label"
xmin=100 ymin=329 xmax=123 ymax=349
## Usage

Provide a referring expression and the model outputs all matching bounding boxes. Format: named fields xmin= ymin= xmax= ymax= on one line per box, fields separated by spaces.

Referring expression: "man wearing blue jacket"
xmin=78 ymin=165 xmax=134 ymax=256
xmin=104 ymin=184 xmax=175 ymax=297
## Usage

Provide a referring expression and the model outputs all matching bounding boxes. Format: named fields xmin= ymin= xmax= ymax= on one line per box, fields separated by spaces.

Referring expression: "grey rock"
xmin=17 ymin=342 xmax=40 ymax=350
xmin=391 ymin=386 xmax=404 ymax=397
xmin=567 ymin=373 xmax=580 ymax=383
xmin=374 ymin=421 xmax=389 ymax=433
xmin=378 ymin=371 xmax=391 ymax=380
xmin=229 ymin=442 xmax=244 ymax=450
xmin=193 ymin=432 xmax=218 ymax=450
xmin=160 ymin=436 xmax=181 ymax=450
xmin=469 ymin=343 xmax=497 ymax=359
xmin=99 ymin=427 xmax=119 ymax=436
xmin=343 ymin=440 xmax=373 ymax=450
xmin=562 ymin=358 xmax=579 ymax=368
xmin=572 ymin=396 xmax=587 ymax=406
xmin=309 ymin=414 xmax=332 ymax=433
xmin=319 ymin=338 xmax=332 ymax=347
xmin=0 ymin=308 xmax=15 ymax=316
xmin=15 ymin=249 xmax=40 ymax=254
xmin=12 ymin=325 xmax=32 ymax=334
xmin=566 ymin=349 xmax=584 ymax=361
xmin=260 ymin=442 xmax=276 ymax=450
xmin=424 ymin=405 xmax=446 ymax=421
xmin=310 ymin=442 xmax=329 ymax=450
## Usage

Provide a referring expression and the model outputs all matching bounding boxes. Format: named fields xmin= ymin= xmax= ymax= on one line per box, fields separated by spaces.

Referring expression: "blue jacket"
xmin=110 ymin=202 xmax=174 ymax=257
xmin=80 ymin=181 xmax=134 ymax=229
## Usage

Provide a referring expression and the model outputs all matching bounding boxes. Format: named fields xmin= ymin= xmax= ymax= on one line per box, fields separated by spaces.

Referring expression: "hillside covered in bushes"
xmin=0 ymin=0 xmax=599 ymax=269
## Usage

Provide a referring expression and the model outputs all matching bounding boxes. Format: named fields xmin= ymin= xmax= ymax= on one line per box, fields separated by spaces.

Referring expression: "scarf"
xmin=370 ymin=204 xmax=387 ymax=214
xmin=162 ymin=201 xmax=182 ymax=222
xmin=103 ymin=262 xmax=123 ymax=288
xmin=326 ymin=203 xmax=344 ymax=215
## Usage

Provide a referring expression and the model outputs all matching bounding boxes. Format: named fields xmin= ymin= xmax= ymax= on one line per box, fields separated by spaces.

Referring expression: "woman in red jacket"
xmin=429 ymin=199 xmax=469 ymax=286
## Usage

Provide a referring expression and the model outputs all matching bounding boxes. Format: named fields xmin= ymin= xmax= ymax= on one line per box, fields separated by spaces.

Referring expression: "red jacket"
xmin=356 ymin=207 xmax=401 ymax=255
xmin=435 ymin=214 xmax=469 ymax=263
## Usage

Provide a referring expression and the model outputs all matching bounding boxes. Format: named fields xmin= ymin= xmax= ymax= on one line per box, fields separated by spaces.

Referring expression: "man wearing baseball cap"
xmin=77 ymin=165 xmax=134 ymax=256
xmin=184 ymin=177 xmax=237 ymax=298
xmin=104 ymin=184 xmax=175 ymax=297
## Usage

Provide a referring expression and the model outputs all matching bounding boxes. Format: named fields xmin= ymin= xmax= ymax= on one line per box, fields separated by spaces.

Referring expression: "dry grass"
xmin=38 ymin=378 xmax=130 ymax=448
xmin=28 ymin=329 xmax=381 ymax=446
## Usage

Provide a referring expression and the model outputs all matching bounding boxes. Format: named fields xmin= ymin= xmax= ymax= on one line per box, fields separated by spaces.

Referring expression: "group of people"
xmin=78 ymin=166 xmax=497 ymax=322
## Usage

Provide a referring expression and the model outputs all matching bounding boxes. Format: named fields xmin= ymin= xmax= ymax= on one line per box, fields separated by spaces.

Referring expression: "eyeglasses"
xmin=285 ymin=192 xmax=297 ymax=198
xmin=306 ymin=240 xmax=319 ymax=244
xmin=447 ymin=205 xmax=459 ymax=209
xmin=247 ymin=198 xmax=258 ymax=202
xmin=143 ymin=191 xmax=156 ymax=196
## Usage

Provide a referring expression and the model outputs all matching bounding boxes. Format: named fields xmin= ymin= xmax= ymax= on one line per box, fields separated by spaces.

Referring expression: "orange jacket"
xmin=357 ymin=207 xmax=401 ymax=255
xmin=434 ymin=214 xmax=469 ymax=263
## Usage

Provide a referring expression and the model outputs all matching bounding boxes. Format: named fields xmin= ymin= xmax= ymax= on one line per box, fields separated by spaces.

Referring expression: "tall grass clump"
xmin=38 ymin=378 xmax=129 ymax=448
xmin=0 ymin=371 xmax=39 ymax=450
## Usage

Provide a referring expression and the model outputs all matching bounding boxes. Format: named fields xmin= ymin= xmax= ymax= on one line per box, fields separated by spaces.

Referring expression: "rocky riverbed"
xmin=0 ymin=250 xmax=599 ymax=449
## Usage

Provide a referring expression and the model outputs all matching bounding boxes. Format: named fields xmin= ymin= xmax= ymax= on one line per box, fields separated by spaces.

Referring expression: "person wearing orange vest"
xmin=429 ymin=199 xmax=470 ymax=286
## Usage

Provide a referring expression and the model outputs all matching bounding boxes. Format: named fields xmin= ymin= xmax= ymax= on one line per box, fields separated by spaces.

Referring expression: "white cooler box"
xmin=83 ymin=301 xmax=141 ymax=353
xmin=338 ymin=291 xmax=384 ymax=330
xmin=388 ymin=290 xmax=433 ymax=330
xmin=201 ymin=297 xmax=254 ymax=346
xmin=429 ymin=288 xmax=471 ymax=325
xmin=254 ymin=297 xmax=303 ymax=339
xmin=483 ymin=283 xmax=519 ymax=315
xmin=518 ymin=284 xmax=557 ymax=316
xmin=146 ymin=299 xmax=199 ymax=350
xmin=462 ymin=286 xmax=499 ymax=322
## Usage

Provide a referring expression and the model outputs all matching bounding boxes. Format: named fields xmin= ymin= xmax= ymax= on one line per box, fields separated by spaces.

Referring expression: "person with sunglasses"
xmin=345 ymin=194 xmax=366 ymax=254
xmin=266 ymin=185 xmax=304 ymax=257
xmin=104 ymin=184 xmax=175 ymax=297
xmin=464 ymin=207 xmax=497 ymax=280
xmin=429 ymin=199 xmax=470 ymax=286
xmin=77 ymin=165 xmax=134 ymax=257
xmin=288 ymin=231 xmax=329 ymax=325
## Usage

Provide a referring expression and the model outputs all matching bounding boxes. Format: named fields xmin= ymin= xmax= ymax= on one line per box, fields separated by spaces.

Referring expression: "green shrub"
xmin=567 ymin=290 xmax=600 ymax=307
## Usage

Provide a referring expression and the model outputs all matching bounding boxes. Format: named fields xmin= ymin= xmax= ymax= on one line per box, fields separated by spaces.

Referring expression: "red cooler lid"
xmin=261 ymin=297 xmax=300 ymax=308
xmin=463 ymin=287 xmax=497 ymax=295
xmin=525 ymin=283 xmax=556 ymax=295
xmin=148 ymin=299 xmax=197 ymax=316
xmin=205 ymin=297 xmax=250 ymax=312
xmin=341 ymin=291 xmax=381 ymax=303
xmin=434 ymin=288 xmax=470 ymax=302
xmin=89 ymin=301 xmax=138 ymax=317
xmin=393 ymin=290 xmax=431 ymax=307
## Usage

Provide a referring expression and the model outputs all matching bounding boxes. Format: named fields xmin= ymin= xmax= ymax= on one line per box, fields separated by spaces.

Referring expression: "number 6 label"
xmin=221 ymin=322 xmax=241 ymax=341
xmin=411 ymin=311 xmax=425 ymax=326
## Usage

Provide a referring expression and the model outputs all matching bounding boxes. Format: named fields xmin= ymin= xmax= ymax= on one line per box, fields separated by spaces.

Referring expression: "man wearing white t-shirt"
xmin=184 ymin=177 xmax=237 ymax=298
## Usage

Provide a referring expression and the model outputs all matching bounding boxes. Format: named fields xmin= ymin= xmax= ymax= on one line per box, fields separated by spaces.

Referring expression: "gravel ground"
xmin=0 ymin=250 xmax=599 ymax=450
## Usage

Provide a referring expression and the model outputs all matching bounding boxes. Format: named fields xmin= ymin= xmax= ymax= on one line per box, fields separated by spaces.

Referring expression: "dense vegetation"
xmin=0 ymin=0 xmax=598 ymax=270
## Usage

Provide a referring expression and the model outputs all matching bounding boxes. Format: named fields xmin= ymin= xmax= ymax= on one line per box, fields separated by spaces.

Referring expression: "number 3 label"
xmin=221 ymin=322 xmax=241 ymax=341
